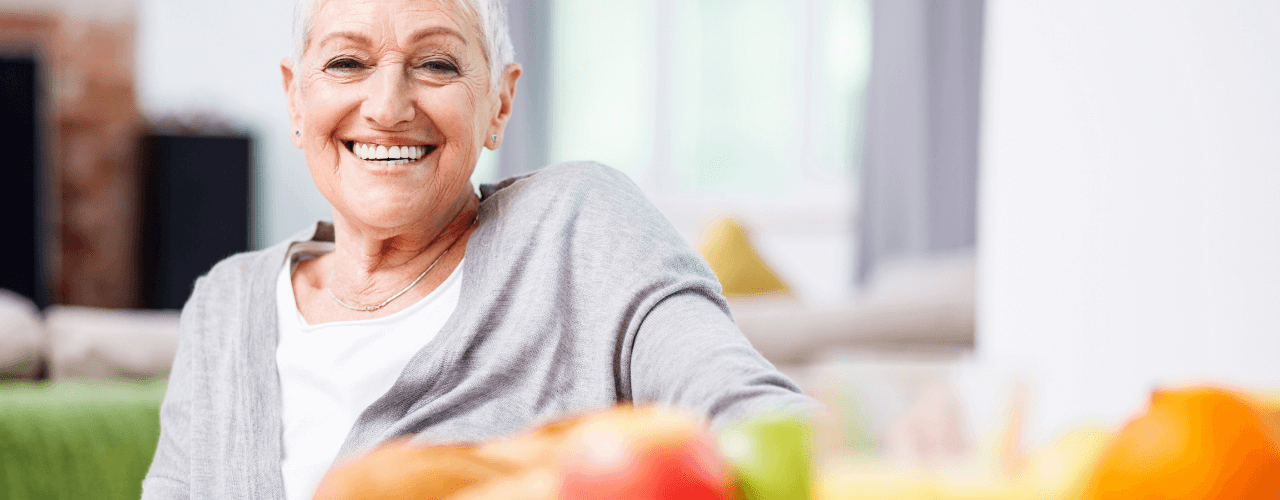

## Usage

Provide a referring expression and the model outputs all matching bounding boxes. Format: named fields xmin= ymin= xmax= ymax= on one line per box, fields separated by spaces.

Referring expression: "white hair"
xmin=292 ymin=0 xmax=515 ymax=88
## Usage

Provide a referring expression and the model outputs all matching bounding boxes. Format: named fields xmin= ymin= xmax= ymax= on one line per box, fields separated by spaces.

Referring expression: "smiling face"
xmin=283 ymin=0 xmax=519 ymax=233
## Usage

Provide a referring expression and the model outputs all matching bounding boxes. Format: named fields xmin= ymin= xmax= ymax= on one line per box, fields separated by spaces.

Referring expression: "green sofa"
xmin=0 ymin=380 xmax=166 ymax=500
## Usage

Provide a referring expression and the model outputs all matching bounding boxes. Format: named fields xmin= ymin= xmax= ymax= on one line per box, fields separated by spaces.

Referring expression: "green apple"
xmin=718 ymin=413 xmax=814 ymax=500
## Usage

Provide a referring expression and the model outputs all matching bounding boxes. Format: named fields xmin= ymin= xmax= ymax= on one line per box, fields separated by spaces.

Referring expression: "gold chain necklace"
xmin=327 ymin=221 xmax=471 ymax=312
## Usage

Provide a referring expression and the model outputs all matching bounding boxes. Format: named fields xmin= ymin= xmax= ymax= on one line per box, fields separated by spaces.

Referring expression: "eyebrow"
xmin=319 ymin=31 xmax=372 ymax=47
xmin=317 ymin=27 xmax=468 ymax=48
xmin=409 ymin=27 xmax=468 ymax=45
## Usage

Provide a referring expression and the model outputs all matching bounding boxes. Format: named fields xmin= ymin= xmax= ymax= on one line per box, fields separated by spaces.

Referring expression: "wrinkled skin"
xmin=279 ymin=0 xmax=521 ymax=324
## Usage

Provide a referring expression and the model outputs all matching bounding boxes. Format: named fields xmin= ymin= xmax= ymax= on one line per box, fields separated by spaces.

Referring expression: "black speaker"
xmin=140 ymin=134 xmax=252 ymax=310
xmin=0 ymin=56 xmax=44 ymax=307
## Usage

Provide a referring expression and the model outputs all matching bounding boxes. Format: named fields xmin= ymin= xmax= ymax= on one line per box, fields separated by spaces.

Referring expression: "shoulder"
xmin=178 ymin=251 xmax=268 ymax=328
xmin=478 ymin=161 xmax=654 ymax=224
xmin=182 ymin=225 xmax=313 ymax=315
xmin=481 ymin=161 xmax=639 ymax=200
xmin=470 ymin=161 xmax=715 ymax=286
xmin=198 ymin=245 xmax=284 ymax=293
xmin=531 ymin=161 xmax=637 ymax=189
xmin=201 ymin=249 xmax=272 ymax=285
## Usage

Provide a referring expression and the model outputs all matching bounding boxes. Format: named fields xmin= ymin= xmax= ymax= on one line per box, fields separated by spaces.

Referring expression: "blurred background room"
xmin=1 ymin=0 xmax=1278 ymax=498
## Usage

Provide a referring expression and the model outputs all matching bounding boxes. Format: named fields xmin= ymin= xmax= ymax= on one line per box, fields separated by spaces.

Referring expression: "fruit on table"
xmin=1016 ymin=425 xmax=1113 ymax=500
xmin=1082 ymin=386 xmax=1280 ymax=499
xmin=558 ymin=406 xmax=733 ymax=500
xmin=312 ymin=439 xmax=516 ymax=500
xmin=816 ymin=457 xmax=937 ymax=500
xmin=1255 ymin=390 xmax=1280 ymax=436
xmin=312 ymin=406 xmax=731 ymax=500
xmin=718 ymin=413 xmax=814 ymax=500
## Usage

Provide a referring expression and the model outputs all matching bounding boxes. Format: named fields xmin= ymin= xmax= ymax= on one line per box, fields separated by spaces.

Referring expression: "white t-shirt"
xmin=275 ymin=254 xmax=463 ymax=500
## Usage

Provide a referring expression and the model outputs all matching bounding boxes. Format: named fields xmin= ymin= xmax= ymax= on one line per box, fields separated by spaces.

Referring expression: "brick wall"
xmin=1 ymin=11 xmax=142 ymax=307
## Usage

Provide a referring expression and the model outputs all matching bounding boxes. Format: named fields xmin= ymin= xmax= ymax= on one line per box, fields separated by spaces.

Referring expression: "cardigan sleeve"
xmin=508 ymin=162 xmax=822 ymax=428
xmin=627 ymin=288 xmax=823 ymax=429
xmin=141 ymin=277 xmax=206 ymax=499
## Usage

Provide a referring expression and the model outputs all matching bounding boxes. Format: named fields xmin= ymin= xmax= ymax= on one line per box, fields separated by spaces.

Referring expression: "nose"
xmin=362 ymin=64 xmax=415 ymax=128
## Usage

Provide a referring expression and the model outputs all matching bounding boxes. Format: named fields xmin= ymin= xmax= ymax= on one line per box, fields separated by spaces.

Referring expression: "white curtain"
xmin=856 ymin=0 xmax=983 ymax=284
xmin=498 ymin=0 xmax=553 ymax=176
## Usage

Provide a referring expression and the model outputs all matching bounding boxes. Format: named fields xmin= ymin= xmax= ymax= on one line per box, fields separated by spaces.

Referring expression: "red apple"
xmin=558 ymin=406 xmax=733 ymax=500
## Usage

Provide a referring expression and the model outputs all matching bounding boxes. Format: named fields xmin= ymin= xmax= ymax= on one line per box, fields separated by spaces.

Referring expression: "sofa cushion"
xmin=698 ymin=217 xmax=792 ymax=297
xmin=0 ymin=289 xmax=42 ymax=379
xmin=44 ymin=306 xmax=180 ymax=380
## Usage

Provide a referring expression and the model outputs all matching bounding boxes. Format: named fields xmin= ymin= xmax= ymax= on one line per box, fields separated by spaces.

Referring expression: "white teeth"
xmin=350 ymin=142 xmax=428 ymax=162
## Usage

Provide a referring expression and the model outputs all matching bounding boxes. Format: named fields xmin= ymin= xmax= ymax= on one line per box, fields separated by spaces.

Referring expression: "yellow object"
xmin=697 ymin=218 xmax=791 ymax=296
xmin=816 ymin=457 xmax=1025 ymax=500
xmin=1082 ymin=386 xmax=1280 ymax=500
xmin=1017 ymin=425 xmax=1113 ymax=500
xmin=816 ymin=457 xmax=936 ymax=500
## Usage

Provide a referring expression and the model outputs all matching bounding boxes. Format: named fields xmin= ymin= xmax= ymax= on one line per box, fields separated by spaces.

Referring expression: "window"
xmin=548 ymin=0 xmax=869 ymax=227
xmin=477 ymin=0 xmax=872 ymax=300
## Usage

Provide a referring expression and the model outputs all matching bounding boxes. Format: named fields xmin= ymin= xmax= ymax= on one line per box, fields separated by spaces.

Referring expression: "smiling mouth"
xmin=345 ymin=141 xmax=437 ymax=166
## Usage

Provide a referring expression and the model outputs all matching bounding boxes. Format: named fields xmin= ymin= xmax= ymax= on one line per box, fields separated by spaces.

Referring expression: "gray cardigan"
xmin=141 ymin=162 xmax=816 ymax=499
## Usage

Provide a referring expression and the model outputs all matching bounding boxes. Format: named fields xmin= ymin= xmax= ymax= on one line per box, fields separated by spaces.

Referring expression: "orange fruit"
xmin=1082 ymin=386 xmax=1280 ymax=499
xmin=312 ymin=439 xmax=516 ymax=500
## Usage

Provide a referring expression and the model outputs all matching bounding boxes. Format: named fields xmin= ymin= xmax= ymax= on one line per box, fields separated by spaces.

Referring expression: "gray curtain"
xmin=856 ymin=0 xmax=983 ymax=284
xmin=499 ymin=0 xmax=553 ymax=177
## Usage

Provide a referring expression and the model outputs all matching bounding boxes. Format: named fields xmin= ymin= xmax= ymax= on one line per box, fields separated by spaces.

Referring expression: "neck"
xmin=327 ymin=190 xmax=480 ymax=305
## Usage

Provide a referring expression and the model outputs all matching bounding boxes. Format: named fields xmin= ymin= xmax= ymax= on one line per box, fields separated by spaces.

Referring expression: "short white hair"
xmin=292 ymin=0 xmax=515 ymax=88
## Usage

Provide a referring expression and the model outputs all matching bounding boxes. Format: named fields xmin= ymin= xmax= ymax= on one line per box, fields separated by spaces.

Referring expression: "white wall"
xmin=979 ymin=0 xmax=1280 ymax=444
xmin=136 ymin=0 xmax=331 ymax=247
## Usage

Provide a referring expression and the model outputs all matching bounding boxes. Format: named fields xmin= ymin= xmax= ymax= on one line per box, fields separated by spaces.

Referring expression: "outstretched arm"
xmin=629 ymin=289 xmax=823 ymax=429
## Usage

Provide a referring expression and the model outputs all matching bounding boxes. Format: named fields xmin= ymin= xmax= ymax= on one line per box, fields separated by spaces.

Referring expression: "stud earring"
xmin=295 ymin=130 xmax=301 ymax=137
xmin=492 ymin=134 xmax=498 ymax=143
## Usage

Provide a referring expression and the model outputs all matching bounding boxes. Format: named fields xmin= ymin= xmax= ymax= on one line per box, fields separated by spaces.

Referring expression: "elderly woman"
xmin=142 ymin=0 xmax=815 ymax=498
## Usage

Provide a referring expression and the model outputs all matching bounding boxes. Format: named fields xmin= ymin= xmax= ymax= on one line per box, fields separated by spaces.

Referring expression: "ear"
xmin=281 ymin=58 xmax=304 ymax=148
xmin=486 ymin=63 xmax=522 ymax=150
